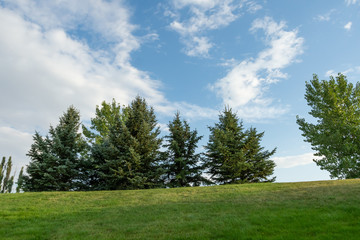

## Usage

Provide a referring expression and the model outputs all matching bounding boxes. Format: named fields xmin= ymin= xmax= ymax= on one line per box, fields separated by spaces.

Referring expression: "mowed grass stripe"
xmin=1 ymin=179 xmax=360 ymax=239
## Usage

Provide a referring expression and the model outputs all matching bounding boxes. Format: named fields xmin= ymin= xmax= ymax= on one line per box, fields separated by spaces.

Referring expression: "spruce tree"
xmin=204 ymin=108 xmax=276 ymax=184
xmin=88 ymin=96 xmax=163 ymax=190
xmin=82 ymin=99 xmax=124 ymax=144
xmin=23 ymin=106 xmax=87 ymax=191
xmin=163 ymin=112 xmax=208 ymax=187
xmin=81 ymin=99 xmax=126 ymax=190
xmin=121 ymin=96 xmax=163 ymax=188
xmin=241 ymin=128 xmax=276 ymax=182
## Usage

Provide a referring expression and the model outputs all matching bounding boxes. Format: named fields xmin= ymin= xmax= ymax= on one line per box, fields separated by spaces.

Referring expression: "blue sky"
xmin=1 ymin=0 xmax=360 ymax=182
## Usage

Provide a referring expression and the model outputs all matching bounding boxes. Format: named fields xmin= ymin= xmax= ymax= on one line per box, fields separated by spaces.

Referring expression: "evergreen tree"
xmin=88 ymin=96 xmax=163 ymax=190
xmin=241 ymin=128 xmax=276 ymax=182
xmin=204 ymin=108 xmax=276 ymax=184
xmin=163 ymin=112 xmax=208 ymax=187
xmin=23 ymin=106 xmax=87 ymax=191
xmin=81 ymin=99 xmax=126 ymax=190
xmin=124 ymin=96 xmax=163 ymax=188
xmin=82 ymin=99 xmax=124 ymax=145
xmin=16 ymin=167 xmax=24 ymax=193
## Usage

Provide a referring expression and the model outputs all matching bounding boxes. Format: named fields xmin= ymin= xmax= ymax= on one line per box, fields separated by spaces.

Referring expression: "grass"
xmin=1 ymin=179 xmax=360 ymax=239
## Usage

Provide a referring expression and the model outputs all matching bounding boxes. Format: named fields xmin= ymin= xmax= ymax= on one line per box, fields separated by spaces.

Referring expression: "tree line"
xmin=5 ymin=73 xmax=359 ymax=193
xmin=19 ymin=96 xmax=276 ymax=192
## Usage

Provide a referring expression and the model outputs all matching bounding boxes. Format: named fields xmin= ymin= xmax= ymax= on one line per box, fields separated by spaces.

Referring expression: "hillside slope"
xmin=1 ymin=179 xmax=360 ymax=239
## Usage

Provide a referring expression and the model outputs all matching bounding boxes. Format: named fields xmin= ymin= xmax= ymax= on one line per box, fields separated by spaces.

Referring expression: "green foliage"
xmin=205 ymin=107 xmax=276 ymax=184
xmin=16 ymin=167 xmax=24 ymax=193
xmin=162 ymin=112 xmax=208 ymax=187
xmin=82 ymin=99 xmax=124 ymax=145
xmin=297 ymin=73 xmax=360 ymax=179
xmin=89 ymin=96 xmax=163 ymax=190
xmin=123 ymin=96 xmax=163 ymax=188
xmin=81 ymin=99 xmax=126 ymax=190
xmin=0 ymin=156 xmax=14 ymax=193
xmin=23 ymin=106 xmax=87 ymax=191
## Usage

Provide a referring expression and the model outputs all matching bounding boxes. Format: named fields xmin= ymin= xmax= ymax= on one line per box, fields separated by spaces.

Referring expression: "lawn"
xmin=1 ymin=179 xmax=360 ymax=239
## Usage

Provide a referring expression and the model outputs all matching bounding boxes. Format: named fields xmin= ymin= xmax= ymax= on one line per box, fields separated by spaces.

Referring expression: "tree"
xmin=16 ymin=167 xmax=24 ymax=193
xmin=89 ymin=96 xmax=163 ymax=190
xmin=23 ymin=106 xmax=87 ymax=191
xmin=162 ymin=112 xmax=208 ymax=187
xmin=82 ymin=99 xmax=124 ymax=145
xmin=0 ymin=156 xmax=15 ymax=193
xmin=81 ymin=99 xmax=126 ymax=190
xmin=117 ymin=96 xmax=163 ymax=189
xmin=204 ymin=108 xmax=276 ymax=184
xmin=296 ymin=73 xmax=360 ymax=179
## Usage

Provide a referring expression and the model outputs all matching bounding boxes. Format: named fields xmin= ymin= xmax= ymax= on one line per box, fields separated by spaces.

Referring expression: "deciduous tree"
xmin=297 ymin=73 xmax=360 ymax=179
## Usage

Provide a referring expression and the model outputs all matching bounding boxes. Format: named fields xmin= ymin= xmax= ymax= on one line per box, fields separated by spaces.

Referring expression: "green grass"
xmin=1 ymin=179 xmax=360 ymax=239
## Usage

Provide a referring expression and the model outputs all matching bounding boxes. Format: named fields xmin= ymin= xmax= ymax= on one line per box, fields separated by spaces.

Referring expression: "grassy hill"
xmin=1 ymin=179 xmax=360 ymax=239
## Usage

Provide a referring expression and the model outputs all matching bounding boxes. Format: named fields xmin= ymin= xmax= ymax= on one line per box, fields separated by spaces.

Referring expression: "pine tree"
xmin=204 ymin=108 xmax=276 ymax=184
xmin=163 ymin=112 xmax=208 ymax=187
xmin=23 ymin=106 xmax=87 ymax=191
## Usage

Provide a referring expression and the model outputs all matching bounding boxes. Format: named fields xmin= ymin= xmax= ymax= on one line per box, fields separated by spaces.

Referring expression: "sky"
xmin=1 ymin=0 xmax=360 ymax=183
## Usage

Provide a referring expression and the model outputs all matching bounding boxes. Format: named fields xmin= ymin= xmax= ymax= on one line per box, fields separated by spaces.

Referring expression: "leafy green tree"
xmin=0 ymin=156 xmax=15 ymax=193
xmin=297 ymin=73 xmax=360 ymax=179
xmin=162 ymin=112 xmax=208 ymax=187
xmin=23 ymin=106 xmax=87 ymax=191
xmin=204 ymin=108 xmax=276 ymax=184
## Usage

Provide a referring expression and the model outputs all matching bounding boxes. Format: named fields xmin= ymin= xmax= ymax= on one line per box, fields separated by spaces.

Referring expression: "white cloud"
xmin=185 ymin=36 xmax=213 ymax=57
xmin=345 ymin=0 xmax=359 ymax=5
xmin=273 ymin=152 xmax=320 ymax=168
xmin=0 ymin=127 xmax=33 ymax=172
xmin=326 ymin=67 xmax=360 ymax=78
xmin=246 ymin=1 xmax=262 ymax=13
xmin=0 ymin=1 xmax=215 ymax=170
xmin=211 ymin=17 xmax=304 ymax=120
xmin=0 ymin=5 xmax=166 ymax=131
xmin=325 ymin=70 xmax=336 ymax=77
xmin=315 ymin=9 xmax=335 ymax=22
xmin=344 ymin=21 xmax=352 ymax=30
xmin=168 ymin=0 xmax=246 ymax=57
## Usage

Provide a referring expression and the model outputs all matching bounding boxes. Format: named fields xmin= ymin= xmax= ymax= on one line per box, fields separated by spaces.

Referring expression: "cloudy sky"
xmin=1 ymin=0 xmax=360 ymax=182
